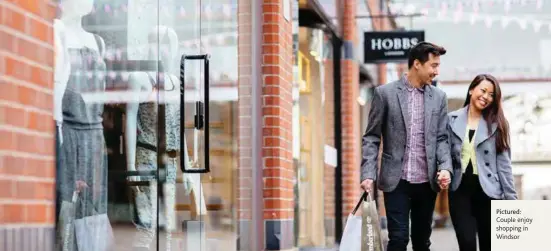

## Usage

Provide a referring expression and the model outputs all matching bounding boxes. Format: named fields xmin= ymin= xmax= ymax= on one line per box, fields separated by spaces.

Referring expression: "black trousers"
xmin=448 ymin=173 xmax=493 ymax=251
xmin=384 ymin=179 xmax=437 ymax=251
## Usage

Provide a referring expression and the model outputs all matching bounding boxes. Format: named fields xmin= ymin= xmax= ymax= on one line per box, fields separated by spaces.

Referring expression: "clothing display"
xmin=57 ymin=34 xmax=108 ymax=221
xmin=132 ymin=73 xmax=179 ymax=250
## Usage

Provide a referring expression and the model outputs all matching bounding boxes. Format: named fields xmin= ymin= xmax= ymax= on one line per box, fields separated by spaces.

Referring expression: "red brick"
xmin=28 ymin=17 xmax=51 ymax=44
xmin=3 ymin=204 xmax=24 ymax=223
xmin=0 ymin=79 xmax=19 ymax=103
xmin=26 ymin=204 xmax=49 ymax=223
xmin=0 ymin=29 xmax=17 ymax=52
xmin=263 ymin=13 xmax=280 ymax=24
xmin=0 ymin=129 xmax=17 ymax=151
xmin=341 ymin=0 xmax=362 ymax=216
xmin=264 ymin=198 xmax=293 ymax=210
xmin=262 ymin=3 xmax=280 ymax=13
xmin=1 ymin=5 xmax=26 ymax=31
xmin=17 ymin=37 xmax=54 ymax=66
xmin=0 ymin=179 xmax=15 ymax=198
xmin=264 ymin=177 xmax=293 ymax=190
xmin=1 ymin=104 xmax=27 ymax=128
xmin=28 ymin=110 xmax=53 ymax=132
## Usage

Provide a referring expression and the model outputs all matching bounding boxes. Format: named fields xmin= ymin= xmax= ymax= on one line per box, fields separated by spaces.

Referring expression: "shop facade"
xmin=0 ymin=1 xmax=331 ymax=251
xmin=0 ymin=0 xmax=404 ymax=250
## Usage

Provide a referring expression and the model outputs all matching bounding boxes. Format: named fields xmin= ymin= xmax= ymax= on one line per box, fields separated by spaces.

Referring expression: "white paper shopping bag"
xmin=340 ymin=213 xmax=363 ymax=251
xmin=340 ymin=192 xmax=384 ymax=251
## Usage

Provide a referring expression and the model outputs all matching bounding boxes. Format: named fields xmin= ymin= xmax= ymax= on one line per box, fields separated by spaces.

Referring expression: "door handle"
xmin=110 ymin=170 xmax=167 ymax=183
xmin=180 ymin=54 xmax=210 ymax=173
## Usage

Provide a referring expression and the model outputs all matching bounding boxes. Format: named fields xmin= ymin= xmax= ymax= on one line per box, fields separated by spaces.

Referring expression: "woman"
xmin=447 ymin=74 xmax=517 ymax=251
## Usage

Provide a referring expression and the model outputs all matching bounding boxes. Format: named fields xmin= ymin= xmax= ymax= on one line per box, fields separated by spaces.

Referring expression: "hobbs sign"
xmin=364 ymin=31 xmax=425 ymax=63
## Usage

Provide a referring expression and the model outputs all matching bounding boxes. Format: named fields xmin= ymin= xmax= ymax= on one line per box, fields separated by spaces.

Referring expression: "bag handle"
xmin=351 ymin=191 xmax=369 ymax=215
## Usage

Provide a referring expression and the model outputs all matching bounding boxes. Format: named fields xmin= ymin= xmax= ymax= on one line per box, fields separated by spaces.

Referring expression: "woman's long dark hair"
xmin=463 ymin=74 xmax=510 ymax=153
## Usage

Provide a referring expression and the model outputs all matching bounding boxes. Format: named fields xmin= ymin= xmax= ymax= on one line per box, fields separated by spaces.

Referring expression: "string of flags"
xmin=73 ymin=3 xmax=237 ymax=20
xmin=390 ymin=0 xmax=545 ymax=13
xmin=390 ymin=1 xmax=551 ymax=32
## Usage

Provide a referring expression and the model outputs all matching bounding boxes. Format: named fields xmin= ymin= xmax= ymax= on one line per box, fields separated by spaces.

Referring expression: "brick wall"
xmin=261 ymin=0 xmax=294 ymax=250
xmin=341 ymin=0 xmax=361 ymax=220
xmin=0 ymin=0 xmax=57 ymax=250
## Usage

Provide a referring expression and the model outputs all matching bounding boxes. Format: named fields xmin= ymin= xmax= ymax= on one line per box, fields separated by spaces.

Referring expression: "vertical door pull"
xmin=180 ymin=54 xmax=210 ymax=173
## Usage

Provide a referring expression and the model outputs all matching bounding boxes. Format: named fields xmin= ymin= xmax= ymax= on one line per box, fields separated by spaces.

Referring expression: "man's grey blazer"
xmin=360 ymin=77 xmax=453 ymax=192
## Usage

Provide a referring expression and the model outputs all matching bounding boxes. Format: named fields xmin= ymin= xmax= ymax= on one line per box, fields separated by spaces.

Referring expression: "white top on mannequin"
xmin=125 ymin=25 xmax=189 ymax=173
xmin=54 ymin=0 xmax=104 ymax=143
xmin=53 ymin=20 xmax=70 ymax=125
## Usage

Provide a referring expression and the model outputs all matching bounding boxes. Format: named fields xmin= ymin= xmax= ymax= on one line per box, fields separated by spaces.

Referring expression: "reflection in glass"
xmin=54 ymin=0 xmax=243 ymax=250
xmin=54 ymin=0 xmax=111 ymax=250
xmin=125 ymin=25 xmax=184 ymax=250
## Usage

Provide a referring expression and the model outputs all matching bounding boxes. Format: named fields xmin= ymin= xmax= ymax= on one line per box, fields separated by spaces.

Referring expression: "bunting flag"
xmin=390 ymin=1 xmax=551 ymax=33
xmin=390 ymin=0 xmax=544 ymax=12
xmin=86 ymin=3 xmax=237 ymax=21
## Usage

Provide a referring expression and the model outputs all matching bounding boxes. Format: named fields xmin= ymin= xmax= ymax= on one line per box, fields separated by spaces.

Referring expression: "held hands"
xmin=437 ymin=170 xmax=451 ymax=190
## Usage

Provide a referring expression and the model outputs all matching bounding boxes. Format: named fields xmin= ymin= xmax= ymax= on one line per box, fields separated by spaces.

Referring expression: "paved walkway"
xmin=307 ymin=227 xmax=460 ymax=251
xmin=408 ymin=227 xmax=459 ymax=251
xmin=110 ymin=224 xmax=460 ymax=251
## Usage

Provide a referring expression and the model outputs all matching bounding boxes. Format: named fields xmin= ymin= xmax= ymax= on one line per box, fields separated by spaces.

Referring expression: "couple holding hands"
xmin=359 ymin=41 xmax=518 ymax=251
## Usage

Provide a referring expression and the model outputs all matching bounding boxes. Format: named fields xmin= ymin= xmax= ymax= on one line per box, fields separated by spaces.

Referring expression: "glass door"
xmin=159 ymin=0 xmax=239 ymax=250
xmin=54 ymin=0 xmax=240 ymax=250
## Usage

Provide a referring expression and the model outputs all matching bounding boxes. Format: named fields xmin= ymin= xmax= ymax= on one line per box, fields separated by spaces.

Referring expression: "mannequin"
xmin=125 ymin=25 xmax=201 ymax=251
xmin=54 ymin=0 xmax=108 ymax=250
xmin=54 ymin=19 xmax=70 ymax=144
xmin=53 ymin=18 xmax=70 ymax=226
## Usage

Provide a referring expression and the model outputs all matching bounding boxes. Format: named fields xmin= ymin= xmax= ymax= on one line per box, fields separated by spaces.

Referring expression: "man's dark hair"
xmin=407 ymin=42 xmax=446 ymax=69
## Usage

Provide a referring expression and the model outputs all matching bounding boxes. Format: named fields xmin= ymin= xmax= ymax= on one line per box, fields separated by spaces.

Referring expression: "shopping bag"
xmin=339 ymin=211 xmax=362 ymax=250
xmin=340 ymin=192 xmax=383 ymax=251
xmin=361 ymin=192 xmax=384 ymax=251
xmin=133 ymin=184 xmax=155 ymax=227
xmin=56 ymin=191 xmax=78 ymax=251
xmin=74 ymin=194 xmax=114 ymax=251
xmin=74 ymin=213 xmax=114 ymax=251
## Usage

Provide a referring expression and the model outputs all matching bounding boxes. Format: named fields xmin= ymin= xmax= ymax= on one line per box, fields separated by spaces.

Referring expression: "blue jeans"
xmin=384 ymin=179 xmax=437 ymax=251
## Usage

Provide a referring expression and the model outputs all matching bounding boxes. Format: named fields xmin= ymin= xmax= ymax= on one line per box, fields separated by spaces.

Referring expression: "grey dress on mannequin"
xmin=57 ymin=34 xmax=107 ymax=220
xmin=133 ymin=73 xmax=179 ymax=225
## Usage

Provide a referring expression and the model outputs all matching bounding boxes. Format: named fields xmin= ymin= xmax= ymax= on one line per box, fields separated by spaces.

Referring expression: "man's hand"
xmin=437 ymin=170 xmax=451 ymax=190
xmin=360 ymin=179 xmax=374 ymax=193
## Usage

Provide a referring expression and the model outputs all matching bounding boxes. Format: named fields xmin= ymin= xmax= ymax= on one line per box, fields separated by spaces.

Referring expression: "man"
xmin=360 ymin=42 xmax=452 ymax=251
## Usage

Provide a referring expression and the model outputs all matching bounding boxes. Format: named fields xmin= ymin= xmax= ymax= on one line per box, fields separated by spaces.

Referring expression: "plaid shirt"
xmin=401 ymin=81 xmax=429 ymax=183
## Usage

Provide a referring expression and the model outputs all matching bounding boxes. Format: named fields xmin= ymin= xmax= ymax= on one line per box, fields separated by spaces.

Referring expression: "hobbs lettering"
xmin=370 ymin=37 xmax=419 ymax=51
xmin=363 ymin=30 xmax=425 ymax=63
